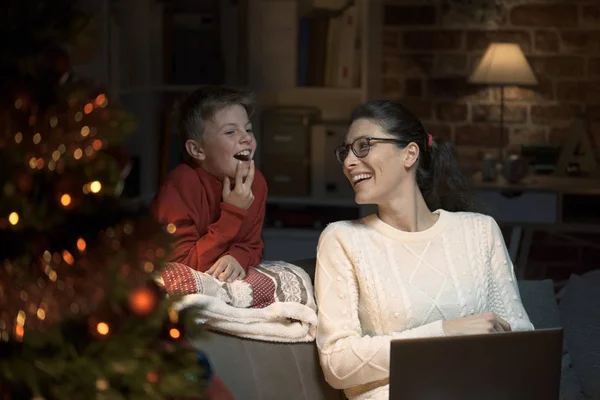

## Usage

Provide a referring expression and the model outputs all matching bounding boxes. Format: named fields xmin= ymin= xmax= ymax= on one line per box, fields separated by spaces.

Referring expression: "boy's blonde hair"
xmin=175 ymin=85 xmax=254 ymax=145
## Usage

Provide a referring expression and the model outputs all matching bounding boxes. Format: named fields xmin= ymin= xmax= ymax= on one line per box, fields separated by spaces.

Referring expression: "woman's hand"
xmin=442 ymin=312 xmax=511 ymax=336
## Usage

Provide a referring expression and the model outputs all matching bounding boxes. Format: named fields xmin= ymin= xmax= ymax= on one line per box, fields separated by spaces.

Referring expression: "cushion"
xmin=559 ymin=274 xmax=600 ymax=398
xmin=518 ymin=279 xmax=585 ymax=400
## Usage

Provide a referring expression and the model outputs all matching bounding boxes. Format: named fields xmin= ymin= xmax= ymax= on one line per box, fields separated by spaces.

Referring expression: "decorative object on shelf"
xmin=468 ymin=43 xmax=538 ymax=159
xmin=482 ymin=153 xmax=499 ymax=182
xmin=555 ymin=117 xmax=599 ymax=178
xmin=502 ymin=154 xmax=530 ymax=183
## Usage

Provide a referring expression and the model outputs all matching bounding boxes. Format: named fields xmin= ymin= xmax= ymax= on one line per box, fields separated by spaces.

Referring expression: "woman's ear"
xmin=404 ymin=142 xmax=420 ymax=169
xmin=185 ymin=139 xmax=205 ymax=161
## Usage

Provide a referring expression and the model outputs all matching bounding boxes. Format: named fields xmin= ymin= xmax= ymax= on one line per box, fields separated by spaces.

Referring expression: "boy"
xmin=151 ymin=85 xmax=267 ymax=282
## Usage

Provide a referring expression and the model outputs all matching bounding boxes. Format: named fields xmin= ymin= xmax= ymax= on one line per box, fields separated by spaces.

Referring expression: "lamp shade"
xmin=469 ymin=43 xmax=538 ymax=86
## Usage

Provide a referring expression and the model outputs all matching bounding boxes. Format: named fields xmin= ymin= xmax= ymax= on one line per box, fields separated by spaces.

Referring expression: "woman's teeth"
xmin=352 ymin=173 xmax=372 ymax=185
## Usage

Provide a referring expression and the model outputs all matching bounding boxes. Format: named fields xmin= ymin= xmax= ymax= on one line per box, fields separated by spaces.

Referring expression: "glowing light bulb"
xmin=60 ymin=194 xmax=72 ymax=207
xmin=8 ymin=212 xmax=19 ymax=225
xmin=89 ymin=181 xmax=101 ymax=193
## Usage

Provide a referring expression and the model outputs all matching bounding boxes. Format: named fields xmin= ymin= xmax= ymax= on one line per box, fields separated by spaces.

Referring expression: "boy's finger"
xmin=206 ymin=261 xmax=219 ymax=276
xmin=222 ymin=176 xmax=231 ymax=197
xmin=212 ymin=261 xmax=227 ymax=278
xmin=227 ymin=269 xmax=239 ymax=283
xmin=245 ymin=160 xmax=255 ymax=187
xmin=219 ymin=264 xmax=233 ymax=281
xmin=235 ymin=161 xmax=244 ymax=189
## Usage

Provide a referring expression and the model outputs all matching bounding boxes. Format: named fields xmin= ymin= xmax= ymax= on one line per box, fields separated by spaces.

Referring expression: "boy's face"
xmin=186 ymin=104 xmax=256 ymax=180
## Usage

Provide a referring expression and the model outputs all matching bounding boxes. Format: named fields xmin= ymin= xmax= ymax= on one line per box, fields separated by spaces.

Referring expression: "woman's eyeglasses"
xmin=334 ymin=137 xmax=407 ymax=164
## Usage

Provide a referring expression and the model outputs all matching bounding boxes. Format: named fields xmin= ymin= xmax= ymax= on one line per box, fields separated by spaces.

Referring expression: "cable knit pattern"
xmin=314 ymin=210 xmax=534 ymax=400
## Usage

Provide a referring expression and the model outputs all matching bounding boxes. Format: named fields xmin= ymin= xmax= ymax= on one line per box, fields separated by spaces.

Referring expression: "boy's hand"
xmin=206 ymin=255 xmax=246 ymax=282
xmin=222 ymin=160 xmax=255 ymax=210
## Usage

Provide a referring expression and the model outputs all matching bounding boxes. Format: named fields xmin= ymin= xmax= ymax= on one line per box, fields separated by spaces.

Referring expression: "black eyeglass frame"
xmin=334 ymin=136 xmax=408 ymax=164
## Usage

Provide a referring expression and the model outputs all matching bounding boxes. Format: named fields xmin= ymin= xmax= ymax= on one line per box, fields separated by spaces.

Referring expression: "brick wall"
xmin=382 ymin=0 xmax=600 ymax=172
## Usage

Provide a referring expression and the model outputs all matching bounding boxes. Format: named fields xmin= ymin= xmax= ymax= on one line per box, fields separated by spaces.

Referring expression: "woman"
xmin=314 ymin=100 xmax=534 ymax=400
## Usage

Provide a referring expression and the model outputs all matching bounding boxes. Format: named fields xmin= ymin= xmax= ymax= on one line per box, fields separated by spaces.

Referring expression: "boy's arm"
xmin=224 ymin=171 xmax=267 ymax=269
xmin=152 ymin=180 xmax=247 ymax=272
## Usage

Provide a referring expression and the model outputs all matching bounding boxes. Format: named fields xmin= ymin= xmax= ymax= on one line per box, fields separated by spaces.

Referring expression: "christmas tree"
xmin=0 ymin=1 xmax=206 ymax=398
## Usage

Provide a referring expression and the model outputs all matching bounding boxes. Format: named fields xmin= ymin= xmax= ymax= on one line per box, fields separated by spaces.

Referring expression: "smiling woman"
xmin=314 ymin=100 xmax=534 ymax=400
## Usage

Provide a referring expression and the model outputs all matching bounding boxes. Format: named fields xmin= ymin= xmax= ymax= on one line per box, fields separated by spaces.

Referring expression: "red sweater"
xmin=151 ymin=162 xmax=267 ymax=272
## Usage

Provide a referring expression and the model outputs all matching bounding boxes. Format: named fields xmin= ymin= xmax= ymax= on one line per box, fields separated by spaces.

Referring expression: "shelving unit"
xmin=246 ymin=0 xmax=384 ymax=260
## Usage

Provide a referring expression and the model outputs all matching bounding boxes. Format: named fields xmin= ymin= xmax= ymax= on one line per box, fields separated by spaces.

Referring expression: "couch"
xmin=192 ymin=259 xmax=600 ymax=400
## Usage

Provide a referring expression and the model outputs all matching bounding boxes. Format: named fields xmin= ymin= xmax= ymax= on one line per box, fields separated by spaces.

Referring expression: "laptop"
xmin=389 ymin=328 xmax=563 ymax=400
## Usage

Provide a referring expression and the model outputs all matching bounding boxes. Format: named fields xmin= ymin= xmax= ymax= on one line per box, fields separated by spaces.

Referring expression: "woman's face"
xmin=343 ymin=119 xmax=414 ymax=205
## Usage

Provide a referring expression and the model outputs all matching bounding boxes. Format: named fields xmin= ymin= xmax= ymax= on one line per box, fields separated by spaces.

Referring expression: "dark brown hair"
xmin=350 ymin=100 xmax=475 ymax=212
xmin=175 ymin=85 xmax=254 ymax=143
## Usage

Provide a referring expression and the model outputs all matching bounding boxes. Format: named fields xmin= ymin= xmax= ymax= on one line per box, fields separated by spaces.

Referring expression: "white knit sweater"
xmin=314 ymin=210 xmax=534 ymax=400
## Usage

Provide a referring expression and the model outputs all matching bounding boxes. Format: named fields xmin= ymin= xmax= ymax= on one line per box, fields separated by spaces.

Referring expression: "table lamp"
xmin=469 ymin=43 xmax=537 ymax=158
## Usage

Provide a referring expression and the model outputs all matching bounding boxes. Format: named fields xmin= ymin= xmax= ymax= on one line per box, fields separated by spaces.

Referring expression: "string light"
xmin=96 ymin=322 xmax=109 ymax=335
xmin=52 ymin=150 xmax=61 ymax=161
xmin=169 ymin=328 xmax=180 ymax=339
xmin=143 ymin=262 xmax=154 ymax=273
xmin=14 ymin=132 xmax=22 ymax=143
xmin=92 ymin=139 xmax=102 ymax=150
xmin=73 ymin=148 xmax=82 ymax=159
xmin=29 ymin=157 xmax=37 ymax=169
xmin=166 ymin=223 xmax=176 ymax=234
xmin=89 ymin=181 xmax=101 ymax=193
xmin=83 ymin=103 xmax=93 ymax=114
xmin=77 ymin=238 xmax=86 ymax=252
xmin=33 ymin=133 xmax=41 ymax=144
xmin=49 ymin=116 xmax=58 ymax=127
xmin=81 ymin=126 xmax=90 ymax=137
xmin=74 ymin=111 xmax=83 ymax=122
xmin=14 ymin=98 xmax=23 ymax=109
xmin=8 ymin=212 xmax=19 ymax=225
xmin=95 ymin=94 xmax=107 ymax=107
xmin=60 ymin=194 xmax=72 ymax=207
xmin=62 ymin=250 xmax=74 ymax=265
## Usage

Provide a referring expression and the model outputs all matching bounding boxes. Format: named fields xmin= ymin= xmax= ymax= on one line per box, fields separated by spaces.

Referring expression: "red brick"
xmin=384 ymin=5 xmax=437 ymax=26
xmin=422 ymin=123 xmax=452 ymax=141
xmin=455 ymin=124 xmax=507 ymax=146
xmin=560 ymin=31 xmax=600 ymax=54
xmin=581 ymin=5 xmax=600 ymax=27
xmin=589 ymin=58 xmax=600 ymax=78
xmin=510 ymin=4 xmax=578 ymax=28
xmin=405 ymin=79 xmax=423 ymax=97
xmin=382 ymin=55 xmax=433 ymax=77
xmin=535 ymin=31 xmax=560 ymax=53
xmin=471 ymin=104 xmax=528 ymax=124
xmin=429 ymin=77 xmax=490 ymax=100
xmin=398 ymin=99 xmax=433 ymax=120
xmin=548 ymin=127 xmax=571 ymax=145
xmin=383 ymin=30 xmax=401 ymax=55
xmin=556 ymin=81 xmax=600 ymax=102
xmin=382 ymin=77 xmax=403 ymax=97
xmin=436 ymin=102 xmax=468 ymax=122
xmin=433 ymin=54 xmax=467 ymax=76
xmin=466 ymin=30 xmax=531 ymax=52
xmin=403 ymin=31 xmax=463 ymax=51
xmin=510 ymin=127 xmax=547 ymax=145
xmin=529 ymin=56 xmax=586 ymax=78
xmin=531 ymin=104 xmax=582 ymax=124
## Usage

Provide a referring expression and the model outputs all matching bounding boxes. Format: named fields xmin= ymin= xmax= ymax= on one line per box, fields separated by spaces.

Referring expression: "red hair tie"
xmin=427 ymin=133 xmax=433 ymax=148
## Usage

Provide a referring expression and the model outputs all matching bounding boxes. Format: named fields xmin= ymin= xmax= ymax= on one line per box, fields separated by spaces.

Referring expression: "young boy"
xmin=151 ymin=85 xmax=267 ymax=283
